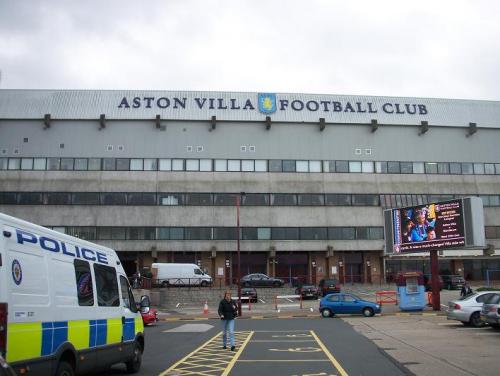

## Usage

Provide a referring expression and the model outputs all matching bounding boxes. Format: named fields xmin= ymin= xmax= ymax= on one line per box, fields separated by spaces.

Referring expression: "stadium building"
xmin=1 ymin=90 xmax=499 ymax=284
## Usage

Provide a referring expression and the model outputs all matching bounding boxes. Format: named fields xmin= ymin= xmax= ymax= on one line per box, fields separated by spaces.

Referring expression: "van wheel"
xmin=55 ymin=361 xmax=74 ymax=376
xmin=126 ymin=341 xmax=143 ymax=374
xmin=201 ymin=280 xmax=208 ymax=287
xmin=363 ymin=308 xmax=374 ymax=317
xmin=321 ymin=309 xmax=332 ymax=318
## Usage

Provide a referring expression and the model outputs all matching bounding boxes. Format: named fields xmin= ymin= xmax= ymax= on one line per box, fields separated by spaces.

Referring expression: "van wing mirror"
xmin=140 ymin=295 xmax=150 ymax=308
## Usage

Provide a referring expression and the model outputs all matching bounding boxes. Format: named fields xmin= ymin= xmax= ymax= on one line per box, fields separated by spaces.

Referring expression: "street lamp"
xmin=235 ymin=192 xmax=245 ymax=316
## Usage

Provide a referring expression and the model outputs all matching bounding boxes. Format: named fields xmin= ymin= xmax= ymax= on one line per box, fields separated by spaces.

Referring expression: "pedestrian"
xmin=466 ymin=281 xmax=473 ymax=295
xmin=218 ymin=290 xmax=238 ymax=351
xmin=460 ymin=281 xmax=468 ymax=297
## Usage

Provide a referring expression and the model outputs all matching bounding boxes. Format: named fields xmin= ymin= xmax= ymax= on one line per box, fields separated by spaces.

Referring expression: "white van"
xmin=0 ymin=213 xmax=146 ymax=376
xmin=152 ymin=263 xmax=212 ymax=287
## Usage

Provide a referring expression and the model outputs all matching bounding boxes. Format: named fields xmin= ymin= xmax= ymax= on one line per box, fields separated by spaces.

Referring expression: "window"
xmin=387 ymin=161 xmax=400 ymax=174
xmin=47 ymin=158 xmax=60 ymax=170
xmin=18 ymin=192 xmax=43 ymax=205
xmin=66 ymin=227 xmax=96 ymax=240
xmin=326 ymin=194 xmax=351 ymax=206
xmin=255 ymin=160 xmax=267 ymax=172
xmin=88 ymin=158 xmax=101 ymax=171
xmin=335 ymin=161 xmax=349 ymax=173
xmin=242 ymin=194 xmax=269 ymax=206
xmin=47 ymin=192 xmax=72 ymax=205
xmin=0 ymin=192 xmax=17 ymax=204
xmin=241 ymin=160 xmax=254 ymax=172
xmin=485 ymin=164 xmax=495 ymax=175
xmin=268 ymin=160 xmax=282 ymax=172
xmin=424 ymin=162 xmax=438 ymax=174
xmin=119 ymin=275 xmax=136 ymax=311
xmin=413 ymin=162 xmax=424 ymax=174
xmin=271 ymin=194 xmax=297 ymax=206
xmin=103 ymin=158 xmax=116 ymax=171
xmin=400 ymin=162 xmax=412 ymax=174
xmin=300 ymin=227 xmax=327 ymax=240
xmin=328 ymin=227 xmax=355 ymax=240
xmin=144 ymin=159 xmax=158 ymax=171
xmin=200 ymin=159 xmax=212 ymax=171
xmin=72 ymin=192 xmax=100 ymax=205
xmin=159 ymin=193 xmax=183 ymax=205
xmin=127 ymin=193 xmax=156 ymax=205
xmin=362 ymin=161 xmax=374 ymax=173
xmin=157 ymin=227 xmax=184 ymax=240
xmin=100 ymin=193 xmax=127 ymax=205
xmin=214 ymin=194 xmax=235 ymax=206
xmin=271 ymin=227 xmax=299 ymax=240
xmin=310 ymin=161 xmax=321 ymax=172
xmin=257 ymin=228 xmax=271 ymax=240
xmin=228 ymin=160 xmax=241 ymax=171
xmin=186 ymin=159 xmax=199 ymax=171
xmin=473 ymin=163 xmax=485 ymax=175
xmin=369 ymin=227 xmax=384 ymax=239
xmin=185 ymin=193 xmax=212 ymax=205
xmin=356 ymin=227 xmax=369 ymax=240
xmin=298 ymin=194 xmax=324 ymax=206
xmin=93 ymin=264 xmax=119 ymax=307
xmin=349 ymin=161 xmax=362 ymax=173
xmin=185 ymin=227 xmax=212 ymax=240
xmin=172 ymin=159 xmax=185 ymax=171
xmin=437 ymin=162 xmax=449 ymax=174
xmin=158 ymin=159 xmax=171 ymax=171
xmin=352 ymin=194 xmax=379 ymax=206
xmin=61 ymin=158 xmax=74 ymax=170
xmin=214 ymin=227 xmax=237 ymax=240
xmin=74 ymin=260 xmax=94 ymax=306
xmin=74 ymin=158 xmax=88 ymax=170
xmin=282 ymin=160 xmax=296 ymax=172
xmin=116 ymin=158 xmax=130 ymax=171
xmin=327 ymin=295 xmax=341 ymax=302
xmin=21 ymin=158 xmax=33 ymax=170
xmin=242 ymin=228 xmax=258 ymax=240
xmin=0 ymin=158 xmax=7 ymax=170
xmin=450 ymin=163 xmax=462 ymax=174
xmin=215 ymin=159 xmax=227 ymax=171
xmin=462 ymin=163 xmax=473 ymax=174
xmin=127 ymin=227 xmax=156 ymax=240
xmin=33 ymin=158 xmax=46 ymax=170
xmin=296 ymin=160 xmax=308 ymax=172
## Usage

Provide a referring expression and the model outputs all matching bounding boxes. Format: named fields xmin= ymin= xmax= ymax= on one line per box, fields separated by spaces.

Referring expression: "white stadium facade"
xmin=1 ymin=89 xmax=499 ymax=284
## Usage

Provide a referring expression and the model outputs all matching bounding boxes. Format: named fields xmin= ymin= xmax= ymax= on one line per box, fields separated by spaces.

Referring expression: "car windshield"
xmin=346 ymin=294 xmax=360 ymax=301
xmin=486 ymin=294 xmax=500 ymax=304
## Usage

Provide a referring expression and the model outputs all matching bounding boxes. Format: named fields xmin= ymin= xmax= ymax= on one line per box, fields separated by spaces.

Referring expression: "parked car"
xmin=480 ymin=293 xmax=500 ymax=328
xmin=441 ymin=275 xmax=465 ymax=290
xmin=295 ymin=284 xmax=319 ymax=300
xmin=423 ymin=274 xmax=444 ymax=291
xmin=447 ymin=291 xmax=499 ymax=327
xmin=318 ymin=278 xmax=341 ymax=296
xmin=137 ymin=295 xmax=158 ymax=325
xmin=241 ymin=287 xmax=258 ymax=303
xmin=319 ymin=293 xmax=381 ymax=317
xmin=241 ymin=273 xmax=284 ymax=287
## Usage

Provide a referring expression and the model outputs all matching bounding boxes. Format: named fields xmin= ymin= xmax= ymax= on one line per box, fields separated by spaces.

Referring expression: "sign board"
xmin=384 ymin=197 xmax=485 ymax=254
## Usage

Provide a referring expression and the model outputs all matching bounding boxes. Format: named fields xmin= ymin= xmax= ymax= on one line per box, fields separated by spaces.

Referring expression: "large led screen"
xmin=389 ymin=199 xmax=465 ymax=253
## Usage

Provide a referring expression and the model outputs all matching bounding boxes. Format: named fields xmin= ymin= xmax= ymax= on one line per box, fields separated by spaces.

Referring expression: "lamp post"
xmin=235 ymin=193 xmax=244 ymax=316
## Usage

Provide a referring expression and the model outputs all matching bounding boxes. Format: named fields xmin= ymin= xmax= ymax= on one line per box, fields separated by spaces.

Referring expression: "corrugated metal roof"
xmin=0 ymin=89 xmax=499 ymax=128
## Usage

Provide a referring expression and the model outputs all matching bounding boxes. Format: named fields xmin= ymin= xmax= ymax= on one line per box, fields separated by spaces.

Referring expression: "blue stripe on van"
xmin=41 ymin=322 xmax=53 ymax=356
xmin=123 ymin=318 xmax=135 ymax=341
xmin=96 ymin=319 xmax=107 ymax=346
xmin=52 ymin=321 xmax=68 ymax=353
xmin=89 ymin=320 xmax=97 ymax=348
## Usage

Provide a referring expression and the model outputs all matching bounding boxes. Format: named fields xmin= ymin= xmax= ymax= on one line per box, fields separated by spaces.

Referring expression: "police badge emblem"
xmin=258 ymin=93 xmax=277 ymax=114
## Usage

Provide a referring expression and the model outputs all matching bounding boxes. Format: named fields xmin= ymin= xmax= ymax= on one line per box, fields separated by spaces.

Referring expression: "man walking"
xmin=218 ymin=290 xmax=238 ymax=351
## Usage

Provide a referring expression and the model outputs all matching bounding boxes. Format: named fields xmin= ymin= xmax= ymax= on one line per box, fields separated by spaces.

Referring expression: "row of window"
xmin=54 ymin=226 xmax=386 ymax=241
xmin=2 ymin=192 xmax=499 ymax=208
xmin=1 ymin=157 xmax=500 ymax=175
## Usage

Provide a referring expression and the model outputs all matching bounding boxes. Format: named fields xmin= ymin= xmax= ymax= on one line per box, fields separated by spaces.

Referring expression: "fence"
xmin=375 ymin=290 xmax=398 ymax=305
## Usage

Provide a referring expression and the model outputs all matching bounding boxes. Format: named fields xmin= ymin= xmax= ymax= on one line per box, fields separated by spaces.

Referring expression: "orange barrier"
xmin=427 ymin=291 xmax=433 ymax=306
xmin=375 ymin=290 xmax=398 ymax=305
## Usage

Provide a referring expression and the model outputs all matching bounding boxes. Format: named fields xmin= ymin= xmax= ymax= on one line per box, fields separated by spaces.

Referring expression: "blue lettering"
xmin=16 ymin=230 xmax=37 ymax=245
xmin=132 ymin=97 xmax=141 ymax=108
xmin=382 ymin=103 xmax=394 ymax=113
xmin=243 ymin=99 xmax=254 ymax=110
xmin=208 ymin=98 xmax=215 ymax=109
xmin=395 ymin=103 xmax=405 ymax=114
xmin=81 ymin=248 xmax=96 ymax=262
xmin=173 ymin=97 xmax=186 ymax=109
xmin=40 ymin=237 xmax=60 ymax=253
xmin=96 ymin=252 xmax=108 ymax=264
xmin=405 ymin=104 xmax=417 ymax=114
xmin=143 ymin=97 xmax=154 ymax=108
xmin=367 ymin=102 xmax=378 ymax=113
xmin=356 ymin=102 xmax=367 ymax=113
xmin=61 ymin=242 xmax=75 ymax=257
xmin=217 ymin=98 xmax=228 ymax=109
xmin=279 ymin=99 xmax=289 ymax=110
xmin=344 ymin=102 xmax=355 ymax=112
xmin=194 ymin=98 xmax=207 ymax=109
xmin=306 ymin=101 xmax=319 ymax=111
xmin=118 ymin=97 xmax=130 ymax=109
xmin=418 ymin=104 xmax=428 ymax=115
xmin=156 ymin=97 xmax=170 ymax=108
xmin=320 ymin=101 xmax=330 ymax=111
xmin=230 ymin=99 xmax=240 ymax=109
xmin=332 ymin=102 xmax=342 ymax=112
xmin=291 ymin=100 xmax=304 ymax=111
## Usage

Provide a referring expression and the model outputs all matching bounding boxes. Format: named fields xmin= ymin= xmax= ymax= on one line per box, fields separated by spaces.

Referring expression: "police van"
xmin=0 ymin=213 xmax=146 ymax=375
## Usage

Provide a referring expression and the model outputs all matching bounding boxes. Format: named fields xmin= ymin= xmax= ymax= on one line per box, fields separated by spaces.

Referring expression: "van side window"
xmin=93 ymin=264 xmax=120 ymax=307
xmin=74 ymin=259 xmax=94 ymax=306
xmin=194 ymin=268 xmax=202 ymax=275
xmin=119 ymin=275 xmax=137 ymax=312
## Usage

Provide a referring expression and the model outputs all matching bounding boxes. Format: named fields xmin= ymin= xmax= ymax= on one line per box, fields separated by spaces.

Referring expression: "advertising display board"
xmin=384 ymin=197 xmax=485 ymax=254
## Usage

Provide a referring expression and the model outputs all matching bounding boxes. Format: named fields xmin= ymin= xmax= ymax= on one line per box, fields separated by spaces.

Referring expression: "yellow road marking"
xmin=251 ymin=339 xmax=315 ymax=342
xmin=237 ymin=359 xmax=332 ymax=362
xmin=310 ymin=330 xmax=349 ymax=376
xmin=221 ymin=331 xmax=254 ymax=376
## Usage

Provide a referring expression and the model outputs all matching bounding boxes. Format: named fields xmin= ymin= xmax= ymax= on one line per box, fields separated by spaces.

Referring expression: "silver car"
xmin=480 ymin=293 xmax=500 ymax=328
xmin=447 ymin=291 xmax=499 ymax=327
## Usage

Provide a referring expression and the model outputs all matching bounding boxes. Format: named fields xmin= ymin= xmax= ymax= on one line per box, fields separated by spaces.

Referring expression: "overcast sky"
xmin=0 ymin=0 xmax=499 ymax=100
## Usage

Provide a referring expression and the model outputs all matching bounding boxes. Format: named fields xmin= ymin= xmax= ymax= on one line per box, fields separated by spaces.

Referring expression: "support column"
xmin=430 ymin=250 xmax=441 ymax=311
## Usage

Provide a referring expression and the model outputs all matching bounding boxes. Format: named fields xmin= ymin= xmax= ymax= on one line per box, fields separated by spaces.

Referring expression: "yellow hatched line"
xmin=159 ymin=331 xmax=253 ymax=376
xmin=221 ymin=331 xmax=254 ymax=376
xmin=310 ymin=330 xmax=349 ymax=376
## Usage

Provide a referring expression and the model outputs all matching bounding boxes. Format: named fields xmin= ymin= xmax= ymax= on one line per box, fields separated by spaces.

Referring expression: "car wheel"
xmin=55 ymin=361 xmax=74 ymax=376
xmin=469 ymin=312 xmax=484 ymax=328
xmin=200 ymin=280 xmax=208 ymax=287
xmin=321 ymin=309 xmax=332 ymax=318
xmin=125 ymin=341 xmax=143 ymax=374
xmin=362 ymin=307 xmax=374 ymax=317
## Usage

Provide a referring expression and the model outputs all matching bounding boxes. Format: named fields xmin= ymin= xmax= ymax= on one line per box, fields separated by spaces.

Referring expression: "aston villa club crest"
xmin=258 ymin=93 xmax=277 ymax=114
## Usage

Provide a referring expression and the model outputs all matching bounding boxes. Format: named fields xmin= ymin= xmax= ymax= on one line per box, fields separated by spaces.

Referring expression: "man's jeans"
xmin=221 ymin=319 xmax=235 ymax=347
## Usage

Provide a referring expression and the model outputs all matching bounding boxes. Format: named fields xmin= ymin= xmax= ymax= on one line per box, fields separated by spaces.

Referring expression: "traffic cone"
xmin=203 ymin=300 xmax=209 ymax=315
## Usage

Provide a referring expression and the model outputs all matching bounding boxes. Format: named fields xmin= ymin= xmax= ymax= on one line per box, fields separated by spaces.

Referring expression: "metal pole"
xmin=430 ymin=250 xmax=440 ymax=311
xmin=236 ymin=195 xmax=242 ymax=316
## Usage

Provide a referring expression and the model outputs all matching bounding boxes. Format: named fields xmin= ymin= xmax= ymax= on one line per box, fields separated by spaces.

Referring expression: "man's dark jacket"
xmin=218 ymin=298 xmax=237 ymax=320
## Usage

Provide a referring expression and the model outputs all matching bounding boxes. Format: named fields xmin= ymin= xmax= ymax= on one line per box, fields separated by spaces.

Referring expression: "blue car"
xmin=319 ymin=293 xmax=381 ymax=317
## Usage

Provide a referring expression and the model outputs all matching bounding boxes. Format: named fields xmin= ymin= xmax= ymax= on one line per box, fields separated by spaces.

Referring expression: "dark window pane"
xmin=47 ymin=158 xmax=61 ymax=170
xmin=47 ymin=192 xmax=72 ymax=205
xmin=300 ymin=227 xmax=327 ymax=240
xmin=269 ymin=160 xmax=282 ymax=172
xmin=369 ymin=227 xmax=384 ymax=239
xmin=60 ymin=158 xmax=74 ymax=170
xmin=88 ymin=158 xmax=101 ymax=170
xmin=282 ymin=160 xmax=296 ymax=172
xmin=357 ymin=227 xmax=369 ymax=240
xmin=111 ymin=227 xmax=126 ymax=240
xmin=214 ymin=194 xmax=235 ymax=206
xmin=74 ymin=260 xmax=94 ymax=306
xmin=352 ymin=194 xmax=380 ymax=206
xmin=400 ymin=162 xmax=413 ymax=174
xmin=485 ymin=227 xmax=497 ymax=239
xmin=185 ymin=193 xmax=212 ymax=205
xmin=159 ymin=193 xmax=183 ymax=205
xmin=170 ymin=228 xmax=184 ymax=240
xmin=100 ymin=193 xmax=127 ymax=205
xmin=242 ymin=194 xmax=269 ymax=206
xmin=450 ymin=163 xmax=462 ymax=174
xmin=103 ymin=158 xmax=116 ymax=171
xmin=72 ymin=192 xmax=100 ymax=205
xmin=74 ymin=158 xmax=88 ymax=170
xmin=462 ymin=163 xmax=473 ymax=174
xmin=0 ymin=192 xmax=17 ymax=204
xmin=298 ymin=194 xmax=324 ymax=206
xmin=271 ymin=227 xmax=299 ymax=240
xmin=335 ymin=161 xmax=349 ymax=173
xmin=271 ymin=194 xmax=297 ymax=206
xmin=185 ymin=227 xmax=212 ymax=240
xmin=328 ymin=227 xmax=342 ymax=240
xmin=127 ymin=227 xmax=156 ymax=240
xmin=98 ymin=227 xmax=112 ymax=240
xmin=18 ymin=192 xmax=43 ymax=205
xmin=387 ymin=161 xmax=400 ymax=174
xmin=242 ymin=228 xmax=258 ymax=240
xmin=214 ymin=227 xmax=237 ymax=240
xmin=127 ymin=193 xmax=156 ymax=205
xmin=376 ymin=161 xmax=388 ymax=173
xmin=66 ymin=227 xmax=96 ymax=240
xmin=116 ymin=158 xmax=130 ymax=171
xmin=424 ymin=162 xmax=438 ymax=174
xmin=325 ymin=194 xmax=351 ymax=206
xmin=437 ymin=163 xmax=449 ymax=174
xmin=93 ymin=264 xmax=119 ymax=307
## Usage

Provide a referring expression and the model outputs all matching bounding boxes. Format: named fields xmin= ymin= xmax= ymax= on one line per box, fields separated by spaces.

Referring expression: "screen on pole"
xmin=388 ymin=199 xmax=465 ymax=254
